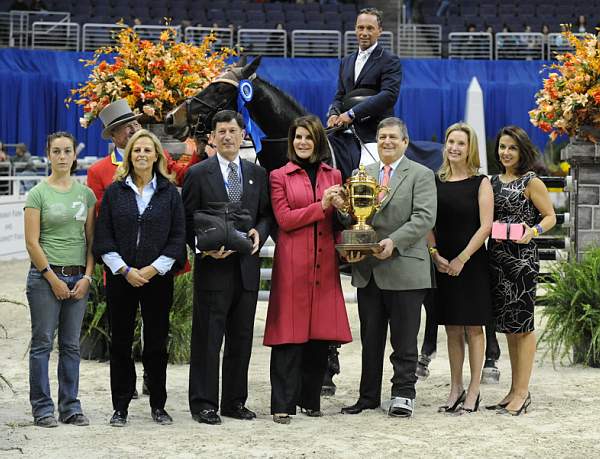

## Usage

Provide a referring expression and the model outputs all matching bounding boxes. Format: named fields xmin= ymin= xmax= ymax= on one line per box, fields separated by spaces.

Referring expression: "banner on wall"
xmin=0 ymin=198 xmax=27 ymax=260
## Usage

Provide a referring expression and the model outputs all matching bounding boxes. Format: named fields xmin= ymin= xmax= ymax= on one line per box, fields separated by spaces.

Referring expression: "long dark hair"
xmin=46 ymin=131 xmax=77 ymax=174
xmin=493 ymin=126 xmax=540 ymax=175
xmin=287 ymin=115 xmax=330 ymax=164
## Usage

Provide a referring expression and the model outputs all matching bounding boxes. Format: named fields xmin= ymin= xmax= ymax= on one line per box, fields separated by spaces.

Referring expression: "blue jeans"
xmin=26 ymin=268 xmax=88 ymax=421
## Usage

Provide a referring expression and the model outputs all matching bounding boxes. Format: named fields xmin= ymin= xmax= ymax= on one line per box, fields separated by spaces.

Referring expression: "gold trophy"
xmin=335 ymin=165 xmax=388 ymax=255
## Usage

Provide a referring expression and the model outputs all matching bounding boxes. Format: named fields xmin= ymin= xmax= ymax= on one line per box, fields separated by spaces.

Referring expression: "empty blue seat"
xmin=244 ymin=3 xmax=263 ymax=12
xmin=321 ymin=4 xmax=339 ymax=14
xmin=246 ymin=10 xmax=265 ymax=22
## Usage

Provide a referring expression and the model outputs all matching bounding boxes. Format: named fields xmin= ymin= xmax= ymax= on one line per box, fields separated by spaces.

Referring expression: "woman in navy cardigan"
xmin=93 ymin=129 xmax=186 ymax=427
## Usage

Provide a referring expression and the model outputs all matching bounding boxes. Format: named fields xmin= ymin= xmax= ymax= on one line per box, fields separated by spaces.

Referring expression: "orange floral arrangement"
xmin=68 ymin=27 xmax=236 ymax=127
xmin=529 ymin=29 xmax=600 ymax=141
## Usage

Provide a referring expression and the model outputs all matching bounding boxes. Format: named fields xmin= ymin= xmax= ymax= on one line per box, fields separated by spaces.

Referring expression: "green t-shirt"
xmin=25 ymin=180 xmax=97 ymax=267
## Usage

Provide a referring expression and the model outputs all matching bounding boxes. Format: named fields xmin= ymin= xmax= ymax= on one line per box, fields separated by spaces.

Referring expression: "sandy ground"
xmin=1 ymin=259 xmax=599 ymax=458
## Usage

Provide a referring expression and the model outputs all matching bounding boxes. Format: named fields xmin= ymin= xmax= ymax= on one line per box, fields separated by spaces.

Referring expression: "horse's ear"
xmin=242 ymin=56 xmax=262 ymax=79
xmin=237 ymin=55 xmax=247 ymax=67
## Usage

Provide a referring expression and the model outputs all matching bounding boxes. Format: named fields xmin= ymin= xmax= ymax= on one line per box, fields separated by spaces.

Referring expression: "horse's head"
xmin=164 ymin=56 xmax=262 ymax=140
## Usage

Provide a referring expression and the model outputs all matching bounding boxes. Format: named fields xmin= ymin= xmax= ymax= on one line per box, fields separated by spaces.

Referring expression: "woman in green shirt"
xmin=24 ymin=132 xmax=96 ymax=428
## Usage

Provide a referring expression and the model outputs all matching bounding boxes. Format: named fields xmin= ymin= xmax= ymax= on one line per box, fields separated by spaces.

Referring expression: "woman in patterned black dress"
xmin=429 ymin=123 xmax=494 ymax=414
xmin=487 ymin=126 xmax=556 ymax=416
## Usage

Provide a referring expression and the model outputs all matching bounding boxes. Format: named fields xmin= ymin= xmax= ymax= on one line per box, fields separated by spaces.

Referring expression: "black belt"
xmin=50 ymin=265 xmax=85 ymax=276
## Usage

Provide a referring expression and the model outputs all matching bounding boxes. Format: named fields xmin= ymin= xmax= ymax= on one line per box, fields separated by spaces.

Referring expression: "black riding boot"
xmin=321 ymin=344 xmax=340 ymax=396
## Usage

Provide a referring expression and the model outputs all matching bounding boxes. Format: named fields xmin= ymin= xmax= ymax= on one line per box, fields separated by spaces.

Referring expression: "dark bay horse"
xmin=164 ymin=56 xmax=313 ymax=173
xmin=164 ymin=56 xmax=443 ymax=176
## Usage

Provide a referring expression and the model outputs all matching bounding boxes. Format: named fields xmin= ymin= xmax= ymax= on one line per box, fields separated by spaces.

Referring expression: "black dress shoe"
xmin=109 ymin=410 xmax=127 ymax=427
xmin=300 ymin=407 xmax=323 ymax=417
xmin=221 ymin=404 xmax=256 ymax=420
xmin=192 ymin=409 xmax=222 ymax=425
xmin=340 ymin=402 xmax=378 ymax=415
xmin=151 ymin=408 xmax=173 ymax=425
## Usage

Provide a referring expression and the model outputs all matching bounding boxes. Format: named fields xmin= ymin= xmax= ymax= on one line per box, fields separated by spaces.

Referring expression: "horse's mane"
xmin=254 ymin=77 xmax=308 ymax=116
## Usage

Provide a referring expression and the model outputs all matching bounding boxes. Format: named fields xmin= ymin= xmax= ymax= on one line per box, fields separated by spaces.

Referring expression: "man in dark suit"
xmin=341 ymin=117 xmax=436 ymax=418
xmin=182 ymin=110 xmax=273 ymax=425
xmin=327 ymin=8 xmax=402 ymax=172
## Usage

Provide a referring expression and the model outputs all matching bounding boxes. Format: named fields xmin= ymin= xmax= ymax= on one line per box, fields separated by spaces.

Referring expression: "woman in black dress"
xmin=487 ymin=126 xmax=555 ymax=415
xmin=428 ymin=123 xmax=494 ymax=414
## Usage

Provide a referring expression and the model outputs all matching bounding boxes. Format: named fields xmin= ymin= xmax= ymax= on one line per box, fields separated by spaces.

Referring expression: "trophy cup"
xmin=335 ymin=165 xmax=388 ymax=256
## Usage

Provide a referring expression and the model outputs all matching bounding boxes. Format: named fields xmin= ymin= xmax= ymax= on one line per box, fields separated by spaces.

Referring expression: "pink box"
xmin=491 ymin=221 xmax=508 ymax=240
xmin=509 ymin=224 xmax=524 ymax=240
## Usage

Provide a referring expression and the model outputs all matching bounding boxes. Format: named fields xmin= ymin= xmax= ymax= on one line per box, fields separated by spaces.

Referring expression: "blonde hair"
xmin=437 ymin=122 xmax=480 ymax=182
xmin=114 ymin=129 xmax=175 ymax=183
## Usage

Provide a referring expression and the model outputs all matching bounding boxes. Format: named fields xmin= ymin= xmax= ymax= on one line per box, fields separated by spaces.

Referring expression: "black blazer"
xmin=182 ymin=155 xmax=273 ymax=291
xmin=328 ymin=44 xmax=402 ymax=143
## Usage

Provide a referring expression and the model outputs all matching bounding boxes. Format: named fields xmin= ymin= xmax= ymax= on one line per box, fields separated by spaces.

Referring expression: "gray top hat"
xmin=99 ymin=99 xmax=143 ymax=140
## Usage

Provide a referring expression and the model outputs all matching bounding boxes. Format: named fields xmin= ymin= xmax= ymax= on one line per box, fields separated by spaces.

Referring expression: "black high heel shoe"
xmin=485 ymin=401 xmax=509 ymax=410
xmin=438 ymin=390 xmax=466 ymax=413
xmin=459 ymin=393 xmax=480 ymax=414
xmin=497 ymin=393 xmax=531 ymax=416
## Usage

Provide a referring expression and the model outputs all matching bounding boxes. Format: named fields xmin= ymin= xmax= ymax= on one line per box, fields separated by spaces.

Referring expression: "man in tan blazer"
xmin=341 ymin=117 xmax=436 ymax=418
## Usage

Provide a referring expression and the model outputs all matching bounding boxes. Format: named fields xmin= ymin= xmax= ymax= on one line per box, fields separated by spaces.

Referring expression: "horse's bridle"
xmin=184 ymin=69 xmax=257 ymax=140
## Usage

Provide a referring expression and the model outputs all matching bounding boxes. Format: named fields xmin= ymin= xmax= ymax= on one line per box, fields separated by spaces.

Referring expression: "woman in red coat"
xmin=264 ymin=115 xmax=352 ymax=424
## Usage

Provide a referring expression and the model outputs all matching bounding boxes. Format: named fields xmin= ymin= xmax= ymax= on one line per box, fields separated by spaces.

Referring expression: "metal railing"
xmin=82 ymin=23 xmax=127 ymax=51
xmin=397 ymin=24 xmax=441 ymax=58
xmin=0 ymin=162 xmax=11 ymax=196
xmin=133 ymin=24 xmax=182 ymax=43
xmin=344 ymin=30 xmax=393 ymax=55
xmin=291 ymin=30 xmax=341 ymax=58
xmin=238 ymin=28 xmax=286 ymax=57
xmin=184 ymin=27 xmax=234 ymax=50
xmin=547 ymin=32 xmax=585 ymax=60
xmin=4 ymin=10 xmax=70 ymax=48
xmin=449 ymin=32 xmax=493 ymax=59
xmin=31 ymin=21 xmax=80 ymax=51
xmin=0 ymin=13 xmax=11 ymax=47
xmin=495 ymin=32 xmax=544 ymax=60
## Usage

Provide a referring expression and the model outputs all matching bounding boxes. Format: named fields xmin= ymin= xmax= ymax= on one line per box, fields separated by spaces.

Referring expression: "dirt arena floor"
xmin=1 ymin=259 xmax=599 ymax=458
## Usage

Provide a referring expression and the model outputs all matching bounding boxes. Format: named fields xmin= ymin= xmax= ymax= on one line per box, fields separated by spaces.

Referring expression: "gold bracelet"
xmin=532 ymin=227 xmax=539 ymax=237
xmin=428 ymin=246 xmax=438 ymax=255
xmin=457 ymin=251 xmax=470 ymax=264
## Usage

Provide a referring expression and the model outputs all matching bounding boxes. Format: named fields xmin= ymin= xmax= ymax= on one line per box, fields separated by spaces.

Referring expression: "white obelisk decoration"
xmin=465 ymin=76 xmax=488 ymax=175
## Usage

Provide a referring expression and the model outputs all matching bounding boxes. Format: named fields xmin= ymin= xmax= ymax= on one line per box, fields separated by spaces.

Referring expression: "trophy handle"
xmin=341 ymin=182 xmax=352 ymax=213
xmin=374 ymin=185 xmax=390 ymax=209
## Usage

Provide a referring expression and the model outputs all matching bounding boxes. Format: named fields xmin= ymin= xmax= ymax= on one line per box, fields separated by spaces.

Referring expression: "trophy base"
xmin=335 ymin=243 xmax=383 ymax=256
xmin=335 ymin=229 xmax=382 ymax=255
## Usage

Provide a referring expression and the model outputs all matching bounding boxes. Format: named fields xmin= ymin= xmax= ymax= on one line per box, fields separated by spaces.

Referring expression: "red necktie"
xmin=379 ymin=165 xmax=391 ymax=202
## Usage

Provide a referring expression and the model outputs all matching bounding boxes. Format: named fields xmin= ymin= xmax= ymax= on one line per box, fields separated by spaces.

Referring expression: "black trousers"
xmin=270 ymin=340 xmax=329 ymax=415
xmin=420 ymin=289 xmax=501 ymax=361
xmin=188 ymin=264 xmax=258 ymax=413
xmin=106 ymin=272 xmax=173 ymax=412
xmin=357 ymin=278 xmax=425 ymax=404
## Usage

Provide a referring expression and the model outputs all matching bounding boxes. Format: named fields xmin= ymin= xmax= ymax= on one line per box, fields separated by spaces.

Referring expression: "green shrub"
xmin=539 ymin=247 xmax=600 ymax=367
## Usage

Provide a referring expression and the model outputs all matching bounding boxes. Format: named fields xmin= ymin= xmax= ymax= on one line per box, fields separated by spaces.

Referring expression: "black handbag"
xmin=193 ymin=202 xmax=254 ymax=254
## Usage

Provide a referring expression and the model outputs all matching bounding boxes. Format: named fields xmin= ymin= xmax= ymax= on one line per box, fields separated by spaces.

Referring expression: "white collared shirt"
xmin=216 ymin=152 xmax=243 ymax=194
xmin=355 ymin=41 xmax=378 ymax=82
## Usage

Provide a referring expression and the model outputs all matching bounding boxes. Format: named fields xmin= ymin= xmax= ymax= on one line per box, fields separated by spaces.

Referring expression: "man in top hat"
xmin=87 ymin=99 xmax=200 ymax=212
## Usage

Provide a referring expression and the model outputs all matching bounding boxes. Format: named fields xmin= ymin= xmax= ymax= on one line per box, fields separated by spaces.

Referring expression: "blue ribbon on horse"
xmin=237 ymin=79 xmax=264 ymax=153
